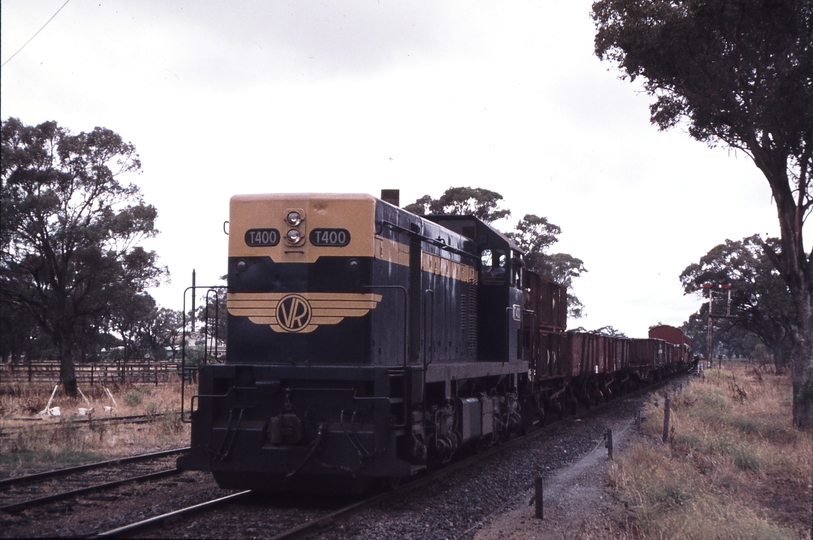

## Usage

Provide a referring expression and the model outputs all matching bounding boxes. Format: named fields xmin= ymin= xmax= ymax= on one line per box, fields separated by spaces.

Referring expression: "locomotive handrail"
xmin=524 ymin=310 xmax=538 ymax=364
xmin=379 ymin=219 xmax=477 ymax=261
xmin=424 ymin=289 xmax=435 ymax=367
xmin=181 ymin=284 xmax=228 ymax=424
xmin=188 ymin=386 xmax=260 ymax=422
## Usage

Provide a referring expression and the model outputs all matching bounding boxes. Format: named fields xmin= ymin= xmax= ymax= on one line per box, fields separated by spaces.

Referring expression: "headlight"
xmin=286 ymin=211 xmax=303 ymax=226
xmin=286 ymin=228 xmax=302 ymax=244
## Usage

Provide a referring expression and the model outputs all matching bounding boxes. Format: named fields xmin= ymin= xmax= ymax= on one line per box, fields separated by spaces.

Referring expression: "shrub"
xmin=123 ymin=390 xmax=144 ymax=407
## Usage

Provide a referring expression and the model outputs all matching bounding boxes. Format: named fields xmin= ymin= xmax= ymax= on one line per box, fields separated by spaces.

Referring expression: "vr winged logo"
xmin=227 ymin=292 xmax=383 ymax=333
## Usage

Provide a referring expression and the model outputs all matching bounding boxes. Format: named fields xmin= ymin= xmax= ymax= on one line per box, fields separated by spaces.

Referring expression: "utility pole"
xmin=191 ymin=269 xmax=196 ymax=335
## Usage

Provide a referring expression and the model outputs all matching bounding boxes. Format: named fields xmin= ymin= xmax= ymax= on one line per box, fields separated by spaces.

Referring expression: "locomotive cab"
xmin=425 ymin=215 xmax=525 ymax=363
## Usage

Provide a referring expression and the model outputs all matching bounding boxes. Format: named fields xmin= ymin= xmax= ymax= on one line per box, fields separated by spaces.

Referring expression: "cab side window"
xmin=480 ymin=248 xmax=507 ymax=285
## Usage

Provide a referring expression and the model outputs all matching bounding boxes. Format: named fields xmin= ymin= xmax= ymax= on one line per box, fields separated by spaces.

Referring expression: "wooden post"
xmin=535 ymin=476 xmax=544 ymax=519
xmin=662 ymin=395 xmax=671 ymax=443
xmin=605 ymin=428 xmax=613 ymax=459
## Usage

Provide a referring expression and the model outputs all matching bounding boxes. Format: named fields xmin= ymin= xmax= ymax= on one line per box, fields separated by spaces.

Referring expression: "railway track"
xmin=86 ymin=406 xmax=613 ymax=539
xmin=0 ymin=447 xmax=188 ymax=513
xmin=87 ymin=377 xmax=687 ymax=539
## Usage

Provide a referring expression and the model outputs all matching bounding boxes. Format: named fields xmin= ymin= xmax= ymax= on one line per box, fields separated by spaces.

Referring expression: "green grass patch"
xmin=609 ymin=364 xmax=812 ymax=538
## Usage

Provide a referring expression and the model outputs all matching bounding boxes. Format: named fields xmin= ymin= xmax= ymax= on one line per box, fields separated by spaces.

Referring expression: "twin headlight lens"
xmin=286 ymin=211 xmax=302 ymax=226
xmin=286 ymin=228 xmax=302 ymax=244
xmin=285 ymin=211 xmax=303 ymax=245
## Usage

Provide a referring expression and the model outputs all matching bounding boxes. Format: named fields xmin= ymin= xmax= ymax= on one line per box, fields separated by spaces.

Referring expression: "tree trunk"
xmin=58 ymin=342 xmax=78 ymax=397
xmin=790 ymin=304 xmax=813 ymax=428
xmin=774 ymin=354 xmax=785 ymax=375
xmin=751 ymin=148 xmax=813 ymax=429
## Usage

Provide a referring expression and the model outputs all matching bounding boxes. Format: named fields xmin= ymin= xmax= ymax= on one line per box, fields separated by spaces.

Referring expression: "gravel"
xmin=312 ymin=390 xmax=655 ymax=540
xmin=2 ymin=384 xmax=675 ymax=539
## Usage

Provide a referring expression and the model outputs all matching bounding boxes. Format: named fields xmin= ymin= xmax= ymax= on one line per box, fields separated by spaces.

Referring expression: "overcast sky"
xmin=2 ymin=0 xmax=789 ymax=338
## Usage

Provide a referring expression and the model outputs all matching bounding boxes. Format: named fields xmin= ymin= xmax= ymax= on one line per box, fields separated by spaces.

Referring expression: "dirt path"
xmin=473 ymin=416 xmax=636 ymax=540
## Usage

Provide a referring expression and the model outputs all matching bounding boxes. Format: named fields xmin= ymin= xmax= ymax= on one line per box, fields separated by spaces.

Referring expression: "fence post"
xmin=535 ymin=476 xmax=544 ymax=519
xmin=605 ymin=428 xmax=613 ymax=459
xmin=662 ymin=394 xmax=671 ymax=443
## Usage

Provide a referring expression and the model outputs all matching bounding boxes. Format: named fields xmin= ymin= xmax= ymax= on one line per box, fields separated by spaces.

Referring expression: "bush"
xmin=123 ymin=390 xmax=143 ymax=407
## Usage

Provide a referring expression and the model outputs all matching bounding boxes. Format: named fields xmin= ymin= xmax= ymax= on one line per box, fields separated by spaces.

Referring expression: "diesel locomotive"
xmin=177 ymin=192 xmax=692 ymax=492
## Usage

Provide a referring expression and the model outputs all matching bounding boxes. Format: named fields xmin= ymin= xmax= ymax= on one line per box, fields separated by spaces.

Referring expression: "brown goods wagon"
xmin=611 ymin=337 xmax=630 ymax=372
xmin=563 ymin=332 xmax=619 ymax=377
xmin=629 ymin=338 xmax=667 ymax=368
xmin=531 ymin=331 xmax=567 ymax=381
xmin=664 ymin=343 xmax=680 ymax=366
xmin=525 ymin=272 xmax=567 ymax=331
xmin=649 ymin=324 xmax=691 ymax=348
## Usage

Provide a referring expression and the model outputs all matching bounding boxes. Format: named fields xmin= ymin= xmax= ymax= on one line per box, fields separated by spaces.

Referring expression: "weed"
xmin=123 ymin=390 xmax=144 ymax=407
xmin=144 ymin=402 xmax=160 ymax=415
xmin=0 ymin=380 xmax=190 ymax=478
xmin=609 ymin=363 xmax=812 ymax=538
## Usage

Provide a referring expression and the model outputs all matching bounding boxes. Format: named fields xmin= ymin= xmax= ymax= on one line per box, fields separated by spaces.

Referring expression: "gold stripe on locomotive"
xmin=228 ymin=291 xmax=383 ymax=333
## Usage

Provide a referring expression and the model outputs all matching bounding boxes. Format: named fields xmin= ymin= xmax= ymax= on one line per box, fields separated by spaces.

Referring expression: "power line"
xmin=1 ymin=0 xmax=72 ymax=68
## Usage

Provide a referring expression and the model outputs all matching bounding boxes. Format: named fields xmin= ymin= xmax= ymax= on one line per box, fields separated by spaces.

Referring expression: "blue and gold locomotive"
xmin=178 ymin=192 xmax=690 ymax=492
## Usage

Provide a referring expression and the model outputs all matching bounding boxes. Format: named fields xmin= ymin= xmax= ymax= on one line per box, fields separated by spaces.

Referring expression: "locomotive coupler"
xmin=269 ymin=413 xmax=304 ymax=445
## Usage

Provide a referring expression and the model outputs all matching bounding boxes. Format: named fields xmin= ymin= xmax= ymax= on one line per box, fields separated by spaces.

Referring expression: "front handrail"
xmin=181 ymin=284 xmax=228 ymax=423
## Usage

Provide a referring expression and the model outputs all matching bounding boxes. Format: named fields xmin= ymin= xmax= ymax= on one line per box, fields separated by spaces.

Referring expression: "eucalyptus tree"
xmin=1 ymin=118 xmax=166 ymax=395
xmin=593 ymin=0 xmax=813 ymax=426
xmin=405 ymin=188 xmax=587 ymax=317
xmin=681 ymin=235 xmax=795 ymax=371
xmin=507 ymin=214 xmax=587 ymax=318
xmin=404 ymin=186 xmax=511 ymax=223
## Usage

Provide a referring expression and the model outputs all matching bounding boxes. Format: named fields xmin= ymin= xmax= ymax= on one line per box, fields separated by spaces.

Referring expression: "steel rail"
xmin=0 ymin=468 xmax=181 ymax=513
xmin=0 ymin=447 xmax=189 ymax=489
xmin=90 ymin=490 xmax=253 ymax=538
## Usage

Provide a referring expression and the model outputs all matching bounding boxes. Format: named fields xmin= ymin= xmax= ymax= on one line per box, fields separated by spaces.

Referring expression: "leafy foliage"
xmin=592 ymin=325 xmax=628 ymax=338
xmin=680 ymin=235 xmax=795 ymax=369
xmin=405 ymin=188 xmax=587 ymax=317
xmin=404 ymin=186 xmax=511 ymax=223
xmin=593 ymin=0 xmax=813 ymax=427
xmin=0 ymin=118 xmax=167 ymax=393
xmin=506 ymin=215 xmax=587 ymax=317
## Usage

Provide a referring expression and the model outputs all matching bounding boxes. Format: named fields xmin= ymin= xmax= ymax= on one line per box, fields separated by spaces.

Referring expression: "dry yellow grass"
xmin=608 ymin=363 xmax=813 ymax=539
xmin=0 ymin=380 xmax=190 ymax=476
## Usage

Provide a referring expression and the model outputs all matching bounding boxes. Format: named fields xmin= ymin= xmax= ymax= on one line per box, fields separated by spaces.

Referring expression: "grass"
xmin=608 ymin=363 xmax=813 ymax=539
xmin=0 ymin=379 xmax=190 ymax=477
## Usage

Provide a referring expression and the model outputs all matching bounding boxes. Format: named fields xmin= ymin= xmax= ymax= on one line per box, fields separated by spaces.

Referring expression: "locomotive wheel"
xmin=385 ymin=476 xmax=402 ymax=490
xmin=472 ymin=436 xmax=490 ymax=454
